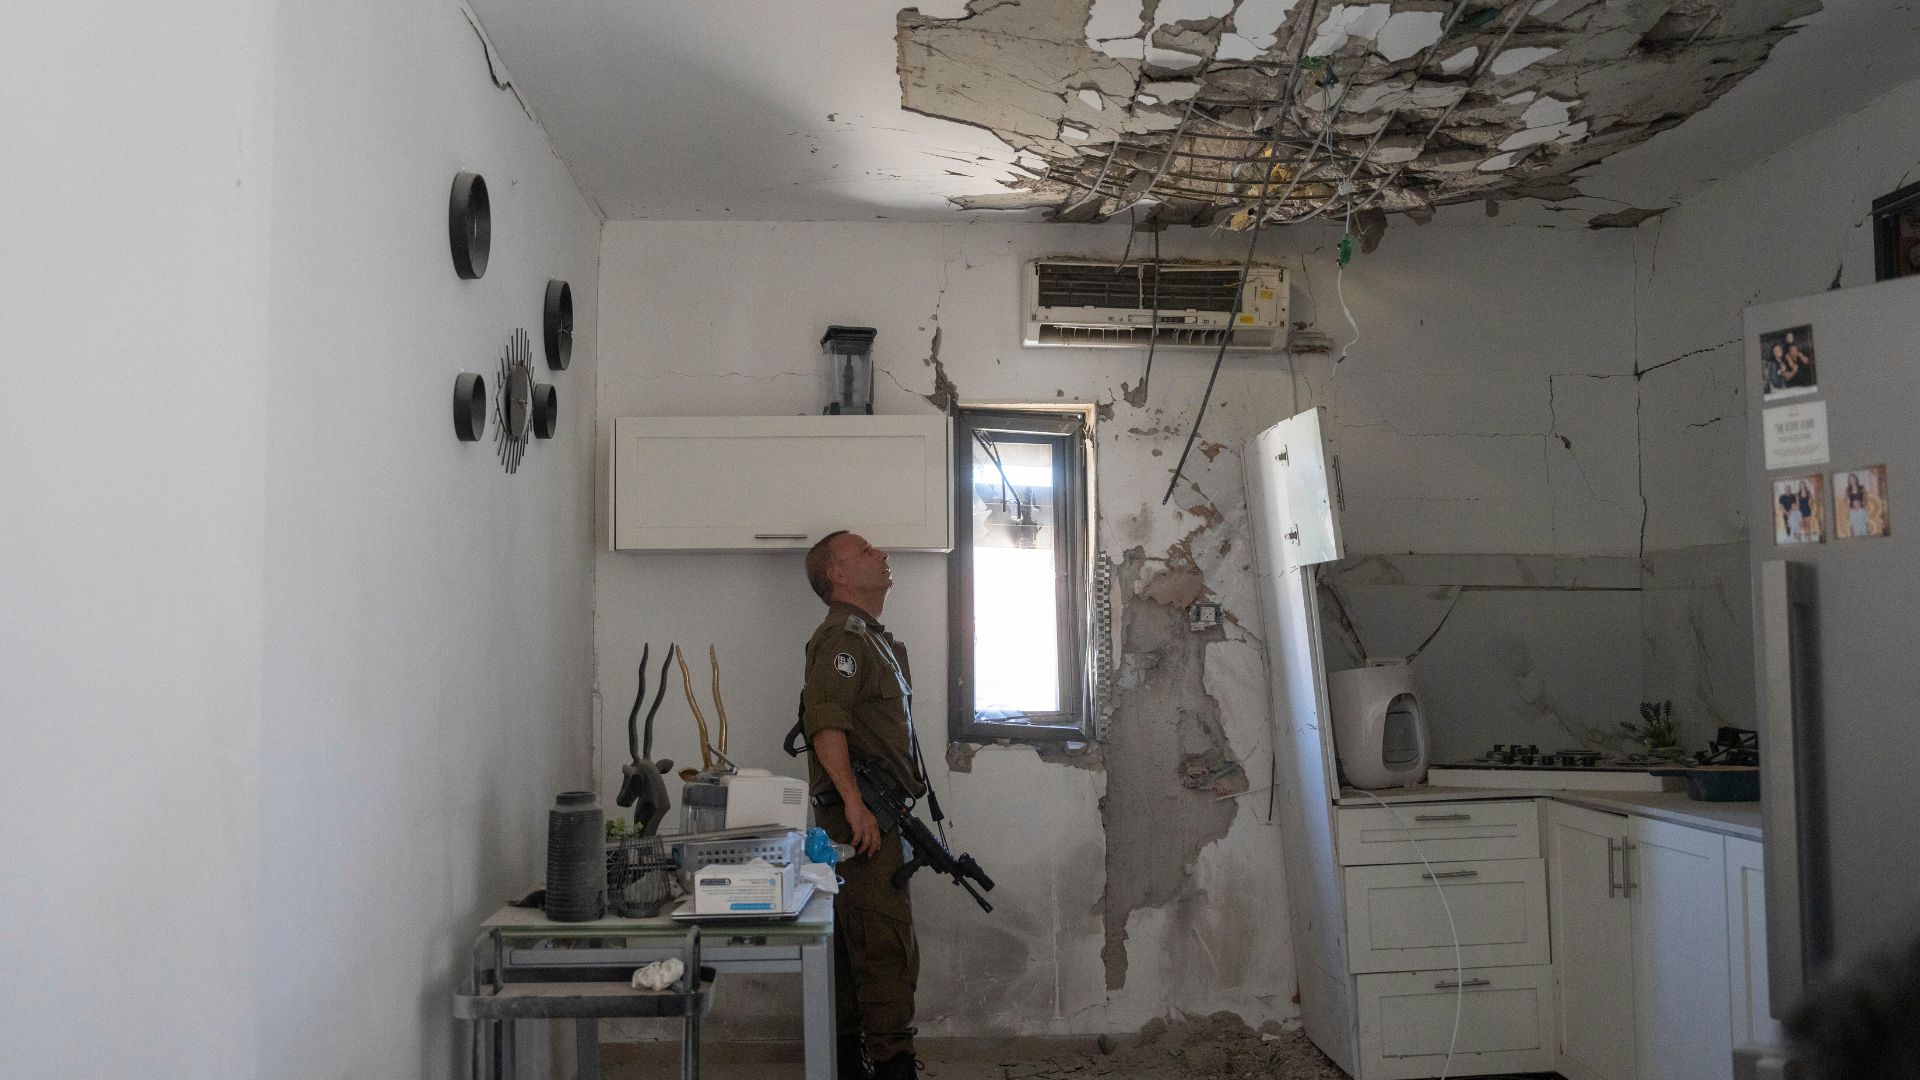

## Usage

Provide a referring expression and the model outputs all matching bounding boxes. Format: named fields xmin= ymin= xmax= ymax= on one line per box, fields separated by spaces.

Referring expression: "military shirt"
xmin=802 ymin=601 xmax=926 ymax=799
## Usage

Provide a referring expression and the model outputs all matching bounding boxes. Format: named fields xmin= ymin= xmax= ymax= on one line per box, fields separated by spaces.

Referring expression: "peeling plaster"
xmin=897 ymin=0 xmax=1822 ymax=226
xmin=1100 ymin=548 xmax=1244 ymax=991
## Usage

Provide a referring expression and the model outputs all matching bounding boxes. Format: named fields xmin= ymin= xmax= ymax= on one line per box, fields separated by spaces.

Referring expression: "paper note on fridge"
xmin=1765 ymin=401 xmax=1831 ymax=470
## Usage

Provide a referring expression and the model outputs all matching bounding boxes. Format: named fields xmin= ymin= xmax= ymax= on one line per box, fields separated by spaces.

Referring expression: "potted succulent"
xmin=1621 ymin=701 xmax=1686 ymax=760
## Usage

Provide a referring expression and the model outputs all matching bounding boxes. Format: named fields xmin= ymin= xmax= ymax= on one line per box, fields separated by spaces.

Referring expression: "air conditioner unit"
xmin=1023 ymin=259 xmax=1291 ymax=351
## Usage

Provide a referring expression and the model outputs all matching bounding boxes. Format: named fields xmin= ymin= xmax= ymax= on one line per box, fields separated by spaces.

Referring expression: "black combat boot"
xmin=871 ymin=1050 xmax=921 ymax=1080
xmin=838 ymin=1035 xmax=873 ymax=1080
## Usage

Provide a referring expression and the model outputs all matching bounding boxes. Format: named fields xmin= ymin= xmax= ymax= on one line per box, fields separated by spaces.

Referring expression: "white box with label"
xmin=693 ymin=860 xmax=799 ymax=915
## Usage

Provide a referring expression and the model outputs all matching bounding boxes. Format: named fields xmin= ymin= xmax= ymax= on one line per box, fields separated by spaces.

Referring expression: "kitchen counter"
xmin=1338 ymin=784 xmax=1762 ymax=841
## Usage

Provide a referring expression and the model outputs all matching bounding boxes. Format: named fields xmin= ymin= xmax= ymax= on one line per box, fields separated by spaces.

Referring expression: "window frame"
xmin=948 ymin=406 xmax=1098 ymax=743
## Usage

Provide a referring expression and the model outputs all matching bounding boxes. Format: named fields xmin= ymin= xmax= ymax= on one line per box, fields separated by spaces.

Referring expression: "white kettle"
xmin=1327 ymin=661 xmax=1430 ymax=790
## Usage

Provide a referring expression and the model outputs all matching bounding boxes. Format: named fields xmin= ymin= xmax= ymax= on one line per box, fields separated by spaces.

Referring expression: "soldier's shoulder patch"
xmin=834 ymin=652 xmax=858 ymax=678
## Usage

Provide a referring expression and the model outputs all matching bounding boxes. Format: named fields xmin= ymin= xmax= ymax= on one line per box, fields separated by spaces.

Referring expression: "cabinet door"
xmin=1725 ymin=837 xmax=1783 ymax=1050
xmin=1249 ymin=407 xmax=1344 ymax=567
xmin=1547 ymin=802 xmax=1635 ymax=1080
xmin=610 ymin=415 xmax=952 ymax=551
xmin=1629 ymin=816 xmax=1733 ymax=1080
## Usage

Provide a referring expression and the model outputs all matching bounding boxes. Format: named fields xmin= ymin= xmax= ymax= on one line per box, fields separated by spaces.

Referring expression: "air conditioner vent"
xmin=1033 ymin=325 xmax=1235 ymax=348
xmin=1035 ymin=264 xmax=1245 ymax=313
xmin=1024 ymin=259 xmax=1290 ymax=352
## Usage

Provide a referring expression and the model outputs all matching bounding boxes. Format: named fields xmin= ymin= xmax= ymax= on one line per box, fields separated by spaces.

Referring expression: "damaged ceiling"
xmin=899 ymin=0 xmax=1823 ymax=226
xmin=468 ymin=0 xmax=1920 ymax=225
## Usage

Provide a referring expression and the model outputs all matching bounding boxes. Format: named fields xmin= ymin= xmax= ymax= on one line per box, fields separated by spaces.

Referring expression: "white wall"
xmin=2 ymin=2 xmax=601 ymax=1078
xmin=0 ymin=6 xmax=275 ymax=1077
xmin=1634 ymin=74 xmax=1920 ymax=736
xmin=256 ymin=2 xmax=602 ymax=1078
xmin=592 ymin=217 xmax=1638 ymax=1039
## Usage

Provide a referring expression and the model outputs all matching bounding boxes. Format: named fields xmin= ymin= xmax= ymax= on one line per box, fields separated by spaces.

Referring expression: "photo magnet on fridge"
xmin=1773 ymin=474 xmax=1827 ymax=545
xmin=1760 ymin=324 xmax=1818 ymax=400
xmin=1832 ymin=466 xmax=1891 ymax=539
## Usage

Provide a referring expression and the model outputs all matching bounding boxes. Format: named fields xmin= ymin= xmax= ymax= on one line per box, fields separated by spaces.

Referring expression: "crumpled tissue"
xmin=798 ymin=861 xmax=840 ymax=896
xmin=630 ymin=957 xmax=685 ymax=991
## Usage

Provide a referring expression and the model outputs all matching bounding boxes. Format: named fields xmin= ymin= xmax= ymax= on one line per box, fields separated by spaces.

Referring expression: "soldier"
xmin=800 ymin=530 xmax=925 ymax=1080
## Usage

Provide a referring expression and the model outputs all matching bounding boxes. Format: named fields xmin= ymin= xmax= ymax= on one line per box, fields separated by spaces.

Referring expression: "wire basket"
xmin=673 ymin=830 xmax=807 ymax=891
xmin=605 ymin=834 xmax=677 ymax=917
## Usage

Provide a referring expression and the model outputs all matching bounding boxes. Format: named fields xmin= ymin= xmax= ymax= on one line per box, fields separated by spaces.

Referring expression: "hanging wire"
xmin=1344 ymin=0 xmax=1542 ymax=219
xmin=1139 ymin=225 xmax=1162 ymax=396
xmin=1158 ymin=0 xmax=1325 ymax=505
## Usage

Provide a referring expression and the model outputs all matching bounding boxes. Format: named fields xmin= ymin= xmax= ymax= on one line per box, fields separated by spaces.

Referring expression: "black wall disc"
xmin=449 ymin=172 xmax=491 ymax=280
xmin=532 ymin=383 xmax=558 ymax=439
xmin=544 ymin=279 xmax=573 ymax=370
xmin=453 ymin=372 xmax=486 ymax=441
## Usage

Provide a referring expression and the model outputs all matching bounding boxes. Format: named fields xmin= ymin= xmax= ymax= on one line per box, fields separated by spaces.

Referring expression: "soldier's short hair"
xmin=805 ymin=530 xmax=851 ymax=603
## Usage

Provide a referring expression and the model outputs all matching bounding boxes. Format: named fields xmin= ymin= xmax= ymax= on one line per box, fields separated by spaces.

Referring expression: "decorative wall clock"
xmin=532 ymin=383 xmax=558 ymax=439
xmin=449 ymin=172 xmax=491 ymax=280
xmin=544 ymin=279 xmax=573 ymax=370
xmin=494 ymin=329 xmax=533 ymax=473
xmin=453 ymin=372 xmax=486 ymax=441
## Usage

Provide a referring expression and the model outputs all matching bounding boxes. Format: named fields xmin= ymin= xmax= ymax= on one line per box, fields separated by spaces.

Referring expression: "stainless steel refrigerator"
xmin=1744 ymin=273 xmax=1920 ymax=1054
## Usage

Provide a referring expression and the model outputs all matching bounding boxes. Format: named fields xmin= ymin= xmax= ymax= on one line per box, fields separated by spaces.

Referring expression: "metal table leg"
xmin=576 ymin=1019 xmax=601 ymax=1080
xmin=801 ymin=937 xmax=835 ymax=1080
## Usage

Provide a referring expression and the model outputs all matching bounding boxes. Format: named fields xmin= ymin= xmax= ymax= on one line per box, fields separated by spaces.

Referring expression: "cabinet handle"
xmin=1421 ymin=870 xmax=1479 ymax=881
xmin=752 ymin=533 xmax=808 ymax=541
xmin=1607 ymin=838 xmax=1622 ymax=898
xmin=1434 ymin=978 xmax=1491 ymax=989
xmin=1414 ymin=813 xmax=1471 ymax=822
xmin=1621 ymin=839 xmax=1639 ymax=897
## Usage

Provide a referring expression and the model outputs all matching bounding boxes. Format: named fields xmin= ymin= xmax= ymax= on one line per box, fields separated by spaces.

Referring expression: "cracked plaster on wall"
xmin=899 ymin=0 xmax=1821 ymax=226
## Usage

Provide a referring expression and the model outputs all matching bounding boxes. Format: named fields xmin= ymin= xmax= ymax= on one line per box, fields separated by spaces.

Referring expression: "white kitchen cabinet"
xmin=609 ymin=415 xmax=952 ymax=552
xmin=1344 ymin=858 xmax=1551 ymax=973
xmin=1547 ymin=802 xmax=1636 ymax=1080
xmin=1550 ymin=806 xmax=1745 ymax=1080
xmin=1355 ymin=964 xmax=1555 ymax=1080
xmin=1337 ymin=800 xmax=1540 ymax=865
xmin=1725 ymin=837 xmax=1783 ymax=1050
xmin=1629 ymin=815 xmax=1734 ymax=1080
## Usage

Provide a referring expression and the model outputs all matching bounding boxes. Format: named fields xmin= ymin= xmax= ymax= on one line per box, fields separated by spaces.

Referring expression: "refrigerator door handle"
xmin=1759 ymin=559 xmax=1827 ymax=1017
xmin=1607 ymin=837 xmax=1621 ymax=899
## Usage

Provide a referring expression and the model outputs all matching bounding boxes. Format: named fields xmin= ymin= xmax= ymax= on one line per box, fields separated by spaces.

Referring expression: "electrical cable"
xmin=1139 ymin=225 xmax=1161 ymax=396
xmin=1280 ymin=0 xmax=1478 ymax=225
xmin=1156 ymin=0 xmax=1325 ymax=504
xmin=1346 ymin=0 xmax=1541 ymax=219
xmin=1336 ymin=203 xmax=1361 ymax=362
xmin=1355 ymin=789 xmax=1467 ymax=1079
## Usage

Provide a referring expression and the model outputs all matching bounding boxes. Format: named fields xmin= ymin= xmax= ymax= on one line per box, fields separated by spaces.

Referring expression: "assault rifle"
xmin=850 ymin=758 xmax=996 ymax=913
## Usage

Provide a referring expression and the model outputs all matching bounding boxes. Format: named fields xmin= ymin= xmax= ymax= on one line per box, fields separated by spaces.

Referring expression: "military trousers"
xmin=816 ymin=803 xmax=919 ymax=1063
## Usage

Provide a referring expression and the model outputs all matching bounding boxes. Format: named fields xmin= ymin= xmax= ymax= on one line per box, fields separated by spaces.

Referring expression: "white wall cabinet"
xmin=609 ymin=415 xmax=952 ymax=552
xmin=1548 ymin=802 xmax=1636 ymax=1080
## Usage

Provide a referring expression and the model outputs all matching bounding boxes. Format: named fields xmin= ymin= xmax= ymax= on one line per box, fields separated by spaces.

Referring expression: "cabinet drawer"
xmin=1356 ymin=964 xmax=1555 ymax=1080
xmin=1337 ymin=800 xmax=1539 ymax=865
xmin=1344 ymin=858 xmax=1550 ymax=974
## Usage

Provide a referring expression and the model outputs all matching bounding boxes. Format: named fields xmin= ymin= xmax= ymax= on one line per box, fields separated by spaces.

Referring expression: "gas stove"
xmin=1428 ymin=745 xmax=1686 ymax=792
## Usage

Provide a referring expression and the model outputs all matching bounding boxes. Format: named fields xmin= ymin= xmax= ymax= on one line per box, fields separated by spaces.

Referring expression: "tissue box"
xmin=692 ymin=859 xmax=799 ymax=915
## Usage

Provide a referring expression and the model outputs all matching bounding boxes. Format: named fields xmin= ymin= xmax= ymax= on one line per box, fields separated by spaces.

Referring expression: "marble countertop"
xmin=1337 ymin=784 xmax=1763 ymax=841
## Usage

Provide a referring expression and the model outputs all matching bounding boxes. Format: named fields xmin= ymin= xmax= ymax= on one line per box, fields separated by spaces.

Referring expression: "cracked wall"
xmin=590 ymin=213 xmax=1649 ymax=1040
xmin=898 ymin=0 xmax=1819 ymax=227
xmin=1630 ymin=72 xmax=1920 ymax=747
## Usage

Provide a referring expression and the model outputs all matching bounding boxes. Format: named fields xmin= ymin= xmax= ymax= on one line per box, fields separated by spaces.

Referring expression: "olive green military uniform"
xmin=802 ymin=601 xmax=925 ymax=1066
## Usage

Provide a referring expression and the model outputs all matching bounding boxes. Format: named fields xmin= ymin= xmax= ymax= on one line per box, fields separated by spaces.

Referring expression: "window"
xmin=949 ymin=407 xmax=1099 ymax=742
